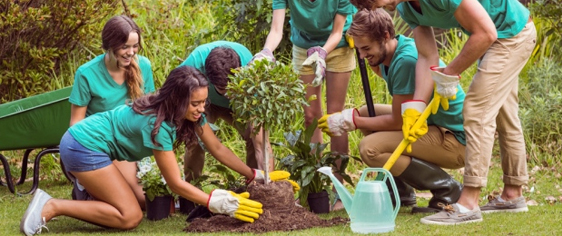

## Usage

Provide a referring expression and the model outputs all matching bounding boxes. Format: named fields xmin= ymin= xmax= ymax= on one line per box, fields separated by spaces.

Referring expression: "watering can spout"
xmin=317 ymin=167 xmax=353 ymax=215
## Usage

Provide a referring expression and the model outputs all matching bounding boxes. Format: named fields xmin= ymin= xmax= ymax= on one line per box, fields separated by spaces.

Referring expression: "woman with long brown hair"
xmin=68 ymin=15 xmax=154 ymax=207
xmin=21 ymin=66 xmax=264 ymax=235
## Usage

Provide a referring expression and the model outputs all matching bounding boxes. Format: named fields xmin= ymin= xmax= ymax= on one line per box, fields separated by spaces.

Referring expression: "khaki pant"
xmin=183 ymin=104 xmax=255 ymax=181
xmin=358 ymin=104 xmax=465 ymax=176
xmin=463 ymin=21 xmax=536 ymax=188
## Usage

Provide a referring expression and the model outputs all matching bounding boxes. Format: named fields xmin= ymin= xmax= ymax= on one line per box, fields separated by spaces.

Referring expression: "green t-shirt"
xmin=397 ymin=0 xmax=530 ymax=38
xmin=178 ymin=41 xmax=252 ymax=108
xmin=69 ymin=54 xmax=155 ymax=116
xmin=379 ymin=35 xmax=466 ymax=145
xmin=272 ymin=0 xmax=356 ymax=49
xmin=69 ymin=105 xmax=207 ymax=162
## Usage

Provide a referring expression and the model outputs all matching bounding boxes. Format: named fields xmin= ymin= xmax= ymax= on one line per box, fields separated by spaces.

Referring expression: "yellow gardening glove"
xmin=249 ymin=169 xmax=300 ymax=193
xmin=430 ymin=66 xmax=459 ymax=112
xmin=285 ymin=179 xmax=301 ymax=192
xmin=401 ymin=101 xmax=429 ymax=153
xmin=207 ymin=189 xmax=263 ymax=223
xmin=430 ymin=85 xmax=457 ymax=114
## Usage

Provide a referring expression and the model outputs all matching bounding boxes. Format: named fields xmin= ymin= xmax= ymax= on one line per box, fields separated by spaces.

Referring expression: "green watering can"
xmin=318 ymin=98 xmax=438 ymax=234
xmin=318 ymin=167 xmax=399 ymax=234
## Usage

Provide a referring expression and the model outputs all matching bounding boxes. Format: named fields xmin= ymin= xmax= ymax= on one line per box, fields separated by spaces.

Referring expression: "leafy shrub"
xmin=207 ymin=0 xmax=292 ymax=61
xmin=226 ymin=59 xmax=307 ymax=135
xmin=0 ymin=0 xmax=120 ymax=102
xmin=519 ymin=60 xmax=562 ymax=166
xmin=276 ymin=119 xmax=361 ymax=206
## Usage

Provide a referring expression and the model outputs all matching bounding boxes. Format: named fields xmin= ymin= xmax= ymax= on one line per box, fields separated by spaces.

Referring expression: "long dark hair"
xmin=132 ymin=66 xmax=208 ymax=148
xmin=102 ymin=15 xmax=144 ymax=100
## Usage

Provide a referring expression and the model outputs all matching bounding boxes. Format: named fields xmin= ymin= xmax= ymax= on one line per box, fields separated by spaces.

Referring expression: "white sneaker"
xmin=20 ymin=189 xmax=52 ymax=235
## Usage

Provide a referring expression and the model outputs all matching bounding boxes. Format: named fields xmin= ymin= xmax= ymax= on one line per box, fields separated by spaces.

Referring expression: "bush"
xmin=0 ymin=0 xmax=120 ymax=102
xmin=226 ymin=59 xmax=307 ymax=135
xmin=519 ymin=60 xmax=562 ymax=166
xmin=207 ymin=0 xmax=292 ymax=62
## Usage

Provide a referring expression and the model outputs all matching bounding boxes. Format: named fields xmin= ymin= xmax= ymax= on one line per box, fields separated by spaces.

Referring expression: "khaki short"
xmin=292 ymin=45 xmax=356 ymax=75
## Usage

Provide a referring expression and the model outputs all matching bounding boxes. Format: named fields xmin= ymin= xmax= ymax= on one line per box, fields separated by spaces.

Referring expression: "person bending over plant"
xmin=20 ymin=66 xmax=274 ymax=235
xmin=254 ymin=0 xmax=357 ymax=212
xmin=319 ymin=9 xmax=466 ymax=214
xmin=178 ymin=41 xmax=275 ymax=186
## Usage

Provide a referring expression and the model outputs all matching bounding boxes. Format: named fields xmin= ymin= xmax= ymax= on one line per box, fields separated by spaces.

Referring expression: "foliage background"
xmin=1 ymin=0 xmax=561 ymax=190
xmin=0 ymin=1 xmax=562 ymax=234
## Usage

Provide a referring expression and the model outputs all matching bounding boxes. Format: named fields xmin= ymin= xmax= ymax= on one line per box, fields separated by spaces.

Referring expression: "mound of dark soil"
xmin=184 ymin=181 xmax=347 ymax=233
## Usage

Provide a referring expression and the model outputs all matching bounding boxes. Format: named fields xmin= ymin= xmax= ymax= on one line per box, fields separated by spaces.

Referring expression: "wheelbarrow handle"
xmin=382 ymin=98 xmax=437 ymax=171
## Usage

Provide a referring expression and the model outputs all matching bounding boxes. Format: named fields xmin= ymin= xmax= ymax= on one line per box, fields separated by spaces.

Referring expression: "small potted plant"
xmin=277 ymin=119 xmax=361 ymax=213
xmin=137 ymin=156 xmax=182 ymax=220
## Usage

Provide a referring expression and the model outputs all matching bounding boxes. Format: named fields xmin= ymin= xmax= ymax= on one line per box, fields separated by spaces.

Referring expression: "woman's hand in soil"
xmin=207 ymin=189 xmax=263 ymax=223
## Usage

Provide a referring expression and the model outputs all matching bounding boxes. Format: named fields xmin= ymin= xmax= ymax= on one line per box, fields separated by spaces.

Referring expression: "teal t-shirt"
xmin=178 ymin=41 xmax=252 ymax=108
xmin=272 ymin=0 xmax=356 ymax=49
xmin=397 ymin=0 xmax=530 ymax=38
xmin=69 ymin=105 xmax=208 ymax=161
xmin=69 ymin=54 xmax=155 ymax=116
xmin=379 ymin=35 xmax=466 ymax=145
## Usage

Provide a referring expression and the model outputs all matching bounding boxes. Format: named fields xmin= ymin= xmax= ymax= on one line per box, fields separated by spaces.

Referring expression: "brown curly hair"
xmin=347 ymin=9 xmax=395 ymax=43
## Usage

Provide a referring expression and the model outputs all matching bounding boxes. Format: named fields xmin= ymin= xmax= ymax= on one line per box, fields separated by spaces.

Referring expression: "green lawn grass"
xmin=2 ymin=157 xmax=562 ymax=236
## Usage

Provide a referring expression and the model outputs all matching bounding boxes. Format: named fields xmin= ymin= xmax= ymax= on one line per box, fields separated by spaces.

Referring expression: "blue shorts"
xmin=59 ymin=131 xmax=112 ymax=172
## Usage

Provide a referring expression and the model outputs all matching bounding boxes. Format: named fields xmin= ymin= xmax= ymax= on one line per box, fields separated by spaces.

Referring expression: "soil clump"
xmin=184 ymin=181 xmax=347 ymax=233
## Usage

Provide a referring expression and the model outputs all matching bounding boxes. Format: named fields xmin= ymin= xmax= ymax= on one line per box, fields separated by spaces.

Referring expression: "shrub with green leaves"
xmin=276 ymin=119 xmax=361 ymax=206
xmin=519 ymin=60 xmax=562 ymax=166
xmin=0 ymin=0 xmax=120 ymax=102
xmin=206 ymin=0 xmax=292 ymax=61
xmin=226 ymin=59 xmax=307 ymax=134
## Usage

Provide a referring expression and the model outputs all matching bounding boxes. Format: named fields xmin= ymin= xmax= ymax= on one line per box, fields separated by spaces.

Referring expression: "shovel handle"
xmin=382 ymin=98 xmax=437 ymax=171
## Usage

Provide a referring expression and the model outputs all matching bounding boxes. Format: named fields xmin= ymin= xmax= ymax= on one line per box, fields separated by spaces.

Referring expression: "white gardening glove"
xmin=401 ymin=101 xmax=428 ymax=153
xmin=250 ymin=48 xmax=275 ymax=64
xmin=302 ymin=46 xmax=327 ymax=87
xmin=318 ymin=108 xmax=358 ymax=136
xmin=207 ymin=189 xmax=263 ymax=223
xmin=430 ymin=66 xmax=459 ymax=112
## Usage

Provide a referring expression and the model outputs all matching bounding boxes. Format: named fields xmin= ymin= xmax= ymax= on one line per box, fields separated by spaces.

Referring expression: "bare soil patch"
xmin=184 ymin=181 xmax=347 ymax=233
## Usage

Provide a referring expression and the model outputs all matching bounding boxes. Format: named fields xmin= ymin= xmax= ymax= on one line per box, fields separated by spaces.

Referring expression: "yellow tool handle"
xmin=382 ymin=98 xmax=437 ymax=171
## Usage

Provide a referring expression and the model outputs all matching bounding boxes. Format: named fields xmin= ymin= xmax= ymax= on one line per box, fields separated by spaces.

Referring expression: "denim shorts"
xmin=59 ymin=131 xmax=112 ymax=172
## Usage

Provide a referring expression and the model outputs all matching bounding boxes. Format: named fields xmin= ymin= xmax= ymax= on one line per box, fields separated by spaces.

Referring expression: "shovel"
xmin=382 ymin=98 xmax=437 ymax=170
xmin=346 ymin=35 xmax=376 ymax=117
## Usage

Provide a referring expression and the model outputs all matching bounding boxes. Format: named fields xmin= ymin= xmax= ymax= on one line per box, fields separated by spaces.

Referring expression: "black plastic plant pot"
xmin=307 ymin=190 xmax=330 ymax=214
xmin=179 ymin=196 xmax=197 ymax=215
xmin=145 ymin=195 xmax=172 ymax=221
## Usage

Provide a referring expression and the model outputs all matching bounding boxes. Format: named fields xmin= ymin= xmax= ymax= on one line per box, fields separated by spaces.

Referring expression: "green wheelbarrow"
xmin=0 ymin=86 xmax=74 ymax=195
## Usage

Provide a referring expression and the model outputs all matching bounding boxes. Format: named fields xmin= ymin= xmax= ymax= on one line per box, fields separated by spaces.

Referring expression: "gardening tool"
xmin=317 ymin=99 xmax=437 ymax=234
xmin=318 ymin=166 xmax=399 ymax=234
xmin=382 ymin=98 xmax=437 ymax=171
xmin=346 ymin=35 xmax=376 ymax=117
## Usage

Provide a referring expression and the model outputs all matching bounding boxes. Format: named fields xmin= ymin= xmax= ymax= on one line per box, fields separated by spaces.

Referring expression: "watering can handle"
xmin=359 ymin=168 xmax=389 ymax=183
xmin=382 ymin=98 xmax=437 ymax=171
